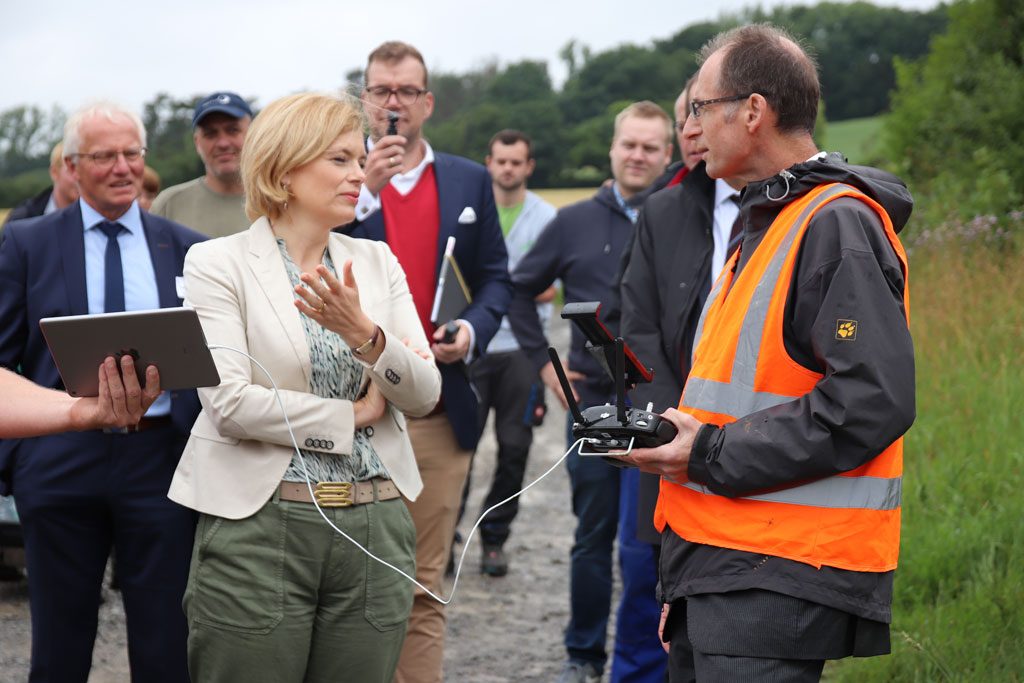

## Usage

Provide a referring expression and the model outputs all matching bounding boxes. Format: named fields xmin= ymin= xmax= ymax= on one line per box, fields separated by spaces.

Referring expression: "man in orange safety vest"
xmin=619 ymin=23 xmax=915 ymax=683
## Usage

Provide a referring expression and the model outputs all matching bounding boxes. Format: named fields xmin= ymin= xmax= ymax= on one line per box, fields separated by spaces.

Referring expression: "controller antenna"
xmin=547 ymin=347 xmax=587 ymax=427
xmin=615 ymin=338 xmax=627 ymax=425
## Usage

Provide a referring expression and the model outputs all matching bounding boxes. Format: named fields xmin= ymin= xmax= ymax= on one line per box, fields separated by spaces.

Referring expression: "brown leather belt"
xmin=278 ymin=477 xmax=401 ymax=507
xmin=102 ymin=415 xmax=173 ymax=434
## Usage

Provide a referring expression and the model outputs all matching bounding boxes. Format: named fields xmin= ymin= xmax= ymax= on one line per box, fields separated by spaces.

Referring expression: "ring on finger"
xmin=390 ymin=155 xmax=399 ymax=167
xmin=317 ymin=299 xmax=327 ymax=314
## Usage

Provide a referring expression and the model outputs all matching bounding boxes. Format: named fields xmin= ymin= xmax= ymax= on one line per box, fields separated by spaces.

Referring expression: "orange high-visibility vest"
xmin=654 ymin=183 xmax=910 ymax=572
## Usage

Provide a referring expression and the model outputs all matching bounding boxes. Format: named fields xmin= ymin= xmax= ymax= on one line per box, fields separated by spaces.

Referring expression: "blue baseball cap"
xmin=192 ymin=92 xmax=253 ymax=128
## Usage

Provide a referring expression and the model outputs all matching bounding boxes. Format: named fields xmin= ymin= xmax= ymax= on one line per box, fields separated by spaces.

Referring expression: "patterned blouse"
xmin=276 ymin=239 xmax=389 ymax=484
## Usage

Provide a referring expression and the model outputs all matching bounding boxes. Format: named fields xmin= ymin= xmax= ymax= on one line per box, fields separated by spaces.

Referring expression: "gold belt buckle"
xmin=314 ymin=482 xmax=354 ymax=507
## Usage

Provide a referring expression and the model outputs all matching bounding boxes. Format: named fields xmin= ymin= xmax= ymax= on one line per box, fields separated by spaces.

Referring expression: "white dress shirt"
xmin=711 ymin=179 xmax=741 ymax=282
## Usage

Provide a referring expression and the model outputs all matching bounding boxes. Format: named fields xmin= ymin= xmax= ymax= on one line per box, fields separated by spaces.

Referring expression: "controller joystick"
xmin=548 ymin=302 xmax=677 ymax=468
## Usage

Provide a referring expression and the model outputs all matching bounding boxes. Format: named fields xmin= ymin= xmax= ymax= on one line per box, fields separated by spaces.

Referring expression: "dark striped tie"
xmin=98 ymin=221 xmax=126 ymax=313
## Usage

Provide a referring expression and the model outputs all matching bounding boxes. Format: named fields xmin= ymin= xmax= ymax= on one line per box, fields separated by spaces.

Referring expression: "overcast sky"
xmin=2 ymin=0 xmax=942 ymax=115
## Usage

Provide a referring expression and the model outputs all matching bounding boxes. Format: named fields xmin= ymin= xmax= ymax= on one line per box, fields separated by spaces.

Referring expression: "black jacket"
xmin=620 ymin=163 xmax=716 ymax=415
xmin=614 ymin=164 xmax=717 ymax=544
xmin=660 ymin=154 xmax=915 ymax=638
xmin=2 ymin=187 xmax=52 ymax=227
xmin=509 ymin=183 xmax=639 ymax=402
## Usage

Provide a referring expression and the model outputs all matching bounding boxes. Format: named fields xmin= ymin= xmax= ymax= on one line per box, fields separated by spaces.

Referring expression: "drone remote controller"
xmin=549 ymin=302 xmax=677 ymax=467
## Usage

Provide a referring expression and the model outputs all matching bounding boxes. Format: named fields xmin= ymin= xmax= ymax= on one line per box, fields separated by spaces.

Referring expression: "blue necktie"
xmin=98 ymin=221 xmax=126 ymax=313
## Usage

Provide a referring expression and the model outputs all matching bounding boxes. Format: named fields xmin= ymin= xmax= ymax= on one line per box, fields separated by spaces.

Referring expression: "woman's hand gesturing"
xmin=294 ymin=259 xmax=377 ymax=351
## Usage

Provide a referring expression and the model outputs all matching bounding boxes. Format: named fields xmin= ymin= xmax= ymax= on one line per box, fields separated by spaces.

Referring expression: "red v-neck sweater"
xmin=381 ymin=164 xmax=441 ymax=339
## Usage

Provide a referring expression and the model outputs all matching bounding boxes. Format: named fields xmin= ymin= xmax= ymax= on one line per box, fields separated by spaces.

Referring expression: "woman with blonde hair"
xmin=168 ymin=92 xmax=440 ymax=682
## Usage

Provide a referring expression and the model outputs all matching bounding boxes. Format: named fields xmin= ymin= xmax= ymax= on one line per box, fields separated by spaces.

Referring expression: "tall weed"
xmin=829 ymin=228 xmax=1024 ymax=680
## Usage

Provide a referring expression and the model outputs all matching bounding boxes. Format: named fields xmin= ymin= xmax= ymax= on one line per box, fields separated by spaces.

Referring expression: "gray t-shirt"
xmin=149 ymin=177 xmax=249 ymax=238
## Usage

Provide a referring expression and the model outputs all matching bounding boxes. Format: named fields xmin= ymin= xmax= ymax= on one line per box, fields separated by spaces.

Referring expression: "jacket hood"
xmin=744 ymin=152 xmax=914 ymax=234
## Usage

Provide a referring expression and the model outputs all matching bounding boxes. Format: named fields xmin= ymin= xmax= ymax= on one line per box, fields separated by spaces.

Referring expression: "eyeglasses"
xmin=690 ymin=94 xmax=753 ymax=119
xmin=73 ymin=148 xmax=147 ymax=168
xmin=364 ymin=86 xmax=428 ymax=106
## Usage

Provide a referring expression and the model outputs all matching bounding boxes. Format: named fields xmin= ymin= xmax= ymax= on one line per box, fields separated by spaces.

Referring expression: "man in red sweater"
xmin=342 ymin=41 xmax=511 ymax=683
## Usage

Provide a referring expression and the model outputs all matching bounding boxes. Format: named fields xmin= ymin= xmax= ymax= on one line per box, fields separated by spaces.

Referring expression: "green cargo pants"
xmin=183 ymin=493 xmax=416 ymax=683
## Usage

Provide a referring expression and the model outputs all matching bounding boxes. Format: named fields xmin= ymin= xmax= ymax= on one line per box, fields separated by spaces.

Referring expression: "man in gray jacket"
xmin=468 ymin=130 xmax=556 ymax=576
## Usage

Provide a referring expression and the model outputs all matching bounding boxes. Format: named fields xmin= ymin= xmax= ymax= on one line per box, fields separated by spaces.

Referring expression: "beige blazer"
xmin=168 ymin=217 xmax=441 ymax=519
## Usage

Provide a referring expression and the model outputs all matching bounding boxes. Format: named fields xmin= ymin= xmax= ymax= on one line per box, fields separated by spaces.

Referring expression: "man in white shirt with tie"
xmin=0 ymin=101 xmax=205 ymax=683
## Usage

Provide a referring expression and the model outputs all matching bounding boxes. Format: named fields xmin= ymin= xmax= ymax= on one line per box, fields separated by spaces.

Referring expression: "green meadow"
xmin=826 ymin=116 xmax=885 ymax=165
xmin=828 ymin=233 xmax=1024 ymax=680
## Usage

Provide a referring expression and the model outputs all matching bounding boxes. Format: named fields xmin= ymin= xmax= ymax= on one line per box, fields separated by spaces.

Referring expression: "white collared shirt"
xmin=711 ymin=179 xmax=741 ymax=281
xmin=355 ymin=139 xmax=435 ymax=222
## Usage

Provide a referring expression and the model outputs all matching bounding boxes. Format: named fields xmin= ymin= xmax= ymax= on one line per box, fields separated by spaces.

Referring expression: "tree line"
xmin=1 ymin=1 xmax=948 ymax=207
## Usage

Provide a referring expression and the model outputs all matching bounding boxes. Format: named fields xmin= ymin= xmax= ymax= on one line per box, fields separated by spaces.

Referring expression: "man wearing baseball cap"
xmin=150 ymin=91 xmax=253 ymax=237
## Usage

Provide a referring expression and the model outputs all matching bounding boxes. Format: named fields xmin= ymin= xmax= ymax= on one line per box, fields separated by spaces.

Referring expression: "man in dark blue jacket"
xmin=0 ymin=102 xmax=205 ymax=682
xmin=509 ymin=101 xmax=672 ymax=683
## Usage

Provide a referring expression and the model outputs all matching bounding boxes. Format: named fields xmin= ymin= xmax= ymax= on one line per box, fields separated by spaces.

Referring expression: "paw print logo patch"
xmin=835 ymin=319 xmax=858 ymax=341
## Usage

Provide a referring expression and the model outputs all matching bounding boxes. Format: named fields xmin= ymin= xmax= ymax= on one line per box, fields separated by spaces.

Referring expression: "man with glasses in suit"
xmin=341 ymin=41 xmax=511 ymax=683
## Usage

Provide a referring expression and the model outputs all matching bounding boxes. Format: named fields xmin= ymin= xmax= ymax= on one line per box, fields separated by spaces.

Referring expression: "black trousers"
xmin=14 ymin=426 xmax=195 ymax=683
xmin=663 ymin=590 xmax=861 ymax=683
xmin=465 ymin=350 xmax=540 ymax=547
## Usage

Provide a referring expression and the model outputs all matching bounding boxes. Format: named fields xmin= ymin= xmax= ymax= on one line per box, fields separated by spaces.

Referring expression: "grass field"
xmin=828 ymin=235 xmax=1024 ymax=680
xmin=826 ymin=115 xmax=885 ymax=165
xmin=534 ymin=187 xmax=595 ymax=209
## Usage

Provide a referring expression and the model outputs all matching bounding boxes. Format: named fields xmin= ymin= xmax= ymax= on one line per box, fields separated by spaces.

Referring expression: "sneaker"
xmin=556 ymin=661 xmax=601 ymax=683
xmin=480 ymin=544 xmax=508 ymax=577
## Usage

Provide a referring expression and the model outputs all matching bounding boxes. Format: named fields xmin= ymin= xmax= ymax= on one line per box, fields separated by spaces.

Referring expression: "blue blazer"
xmin=0 ymin=203 xmax=207 ymax=494
xmin=340 ymin=152 xmax=512 ymax=450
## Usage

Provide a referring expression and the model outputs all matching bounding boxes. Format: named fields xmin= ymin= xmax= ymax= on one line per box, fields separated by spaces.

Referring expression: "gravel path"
xmin=0 ymin=316 xmax=616 ymax=682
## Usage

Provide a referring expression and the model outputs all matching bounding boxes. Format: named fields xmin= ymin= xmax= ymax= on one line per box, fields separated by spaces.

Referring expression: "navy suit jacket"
xmin=0 ymin=203 xmax=207 ymax=494
xmin=340 ymin=152 xmax=511 ymax=450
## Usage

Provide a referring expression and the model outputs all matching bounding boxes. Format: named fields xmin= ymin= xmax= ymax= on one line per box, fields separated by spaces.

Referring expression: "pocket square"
xmin=457 ymin=207 xmax=477 ymax=224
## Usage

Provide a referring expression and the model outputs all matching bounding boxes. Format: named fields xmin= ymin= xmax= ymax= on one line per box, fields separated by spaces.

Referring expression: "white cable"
xmin=208 ymin=344 xmax=581 ymax=605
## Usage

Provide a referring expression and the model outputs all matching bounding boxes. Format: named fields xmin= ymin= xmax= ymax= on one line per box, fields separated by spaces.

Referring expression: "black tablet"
xmin=39 ymin=308 xmax=220 ymax=397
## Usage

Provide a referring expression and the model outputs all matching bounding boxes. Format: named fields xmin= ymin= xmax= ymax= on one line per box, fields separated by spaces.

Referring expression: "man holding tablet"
xmin=0 ymin=101 xmax=205 ymax=683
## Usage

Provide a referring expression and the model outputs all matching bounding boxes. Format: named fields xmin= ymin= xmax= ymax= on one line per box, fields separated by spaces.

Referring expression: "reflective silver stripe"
xmin=690 ymin=266 xmax=729 ymax=366
xmin=683 ymin=376 xmax=794 ymax=415
xmin=683 ymin=184 xmax=857 ymax=415
xmin=681 ymin=474 xmax=901 ymax=511
xmin=679 ymin=186 xmax=900 ymax=513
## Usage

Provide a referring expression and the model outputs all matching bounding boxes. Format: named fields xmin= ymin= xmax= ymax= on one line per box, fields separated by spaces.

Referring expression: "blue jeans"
xmin=564 ymin=399 xmax=620 ymax=671
xmin=611 ymin=466 xmax=668 ymax=682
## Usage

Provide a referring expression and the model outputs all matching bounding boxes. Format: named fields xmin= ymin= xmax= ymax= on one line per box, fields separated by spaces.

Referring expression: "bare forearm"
xmin=0 ymin=368 xmax=77 ymax=438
